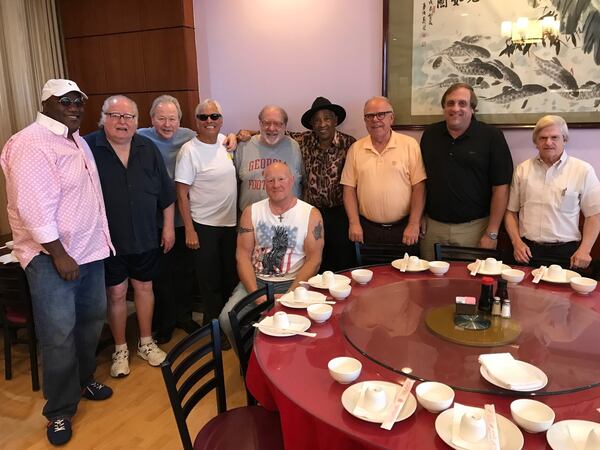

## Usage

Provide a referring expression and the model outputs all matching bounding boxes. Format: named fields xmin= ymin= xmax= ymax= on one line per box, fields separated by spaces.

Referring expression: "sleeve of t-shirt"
xmin=506 ymin=163 xmax=524 ymax=212
xmin=408 ymin=138 xmax=427 ymax=185
xmin=580 ymin=164 xmax=600 ymax=217
xmin=174 ymin=142 xmax=196 ymax=186
xmin=489 ymin=129 xmax=514 ymax=186
xmin=340 ymin=142 xmax=357 ymax=187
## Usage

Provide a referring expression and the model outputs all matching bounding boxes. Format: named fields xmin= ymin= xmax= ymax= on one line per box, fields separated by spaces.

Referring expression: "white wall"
xmin=194 ymin=0 xmax=600 ymax=170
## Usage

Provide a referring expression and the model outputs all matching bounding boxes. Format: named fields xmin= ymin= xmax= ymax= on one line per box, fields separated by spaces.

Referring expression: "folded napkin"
xmin=479 ymin=353 xmax=544 ymax=390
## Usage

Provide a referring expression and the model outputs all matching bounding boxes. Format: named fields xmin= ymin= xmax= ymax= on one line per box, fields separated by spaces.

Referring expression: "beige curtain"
xmin=0 ymin=0 xmax=65 ymax=234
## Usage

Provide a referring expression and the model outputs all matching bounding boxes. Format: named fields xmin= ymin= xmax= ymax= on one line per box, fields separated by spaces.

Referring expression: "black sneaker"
xmin=154 ymin=327 xmax=174 ymax=345
xmin=47 ymin=417 xmax=72 ymax=446
xmin=81 ymin=381 xmax=113 ymax=401
xmin=177 ymin=319 xmax=202 ymax=334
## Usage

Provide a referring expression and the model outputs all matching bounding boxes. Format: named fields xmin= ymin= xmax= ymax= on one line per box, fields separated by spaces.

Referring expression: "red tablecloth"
xmin=246 ymin=263 xmax=600 ymax=449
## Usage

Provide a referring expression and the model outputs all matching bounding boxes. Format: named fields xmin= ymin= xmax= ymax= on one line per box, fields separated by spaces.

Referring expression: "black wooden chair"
xmin=228 ymin=284 xmax=275 ymax=405
xmin=433 ymin=243 xmax=501 ymax=263
xmin=0 ymin=263 xmax=39 ymax=391
xmin=161 ymin=319 xmax=283 ymax=450
xmin=355 ymin=242 xmax=414 ymax=267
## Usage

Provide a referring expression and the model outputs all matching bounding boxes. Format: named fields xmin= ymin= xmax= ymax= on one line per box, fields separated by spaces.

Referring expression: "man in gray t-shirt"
xmin=234 ymin=105 xmax=303 ymax=211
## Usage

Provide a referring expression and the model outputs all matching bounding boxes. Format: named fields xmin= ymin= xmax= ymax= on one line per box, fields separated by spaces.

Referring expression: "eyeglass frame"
xmin=260 ymin=120 xmax=285 ymax=129
xmin=103 ymin=112 xmax=136 ymax=121
xmin=363 ymin=111 xmax=393 ymax=121
xmin=57 ymin=96 xmax=85 ymax=107
xmin=196 ymin=113 xmax=222 ymax=121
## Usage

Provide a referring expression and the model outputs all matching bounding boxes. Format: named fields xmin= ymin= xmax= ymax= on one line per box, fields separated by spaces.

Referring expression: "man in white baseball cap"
xmin=1 ymin=78 xmax=114 ymax=446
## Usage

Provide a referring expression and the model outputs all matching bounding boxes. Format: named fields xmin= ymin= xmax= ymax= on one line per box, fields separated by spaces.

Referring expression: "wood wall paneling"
xmin=101 ymin=33 xmax=147 ymax=93
xmin=63 ymin=37 xmax=109 ymax=93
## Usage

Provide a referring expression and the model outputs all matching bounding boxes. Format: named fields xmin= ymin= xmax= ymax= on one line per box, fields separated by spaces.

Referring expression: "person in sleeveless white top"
xmin=219 ymin=162 xmax=324 ymax=353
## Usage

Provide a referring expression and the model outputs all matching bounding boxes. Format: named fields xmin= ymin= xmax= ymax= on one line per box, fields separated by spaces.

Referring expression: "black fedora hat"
xmin=301 ymin=97 xmax=346 ymax=130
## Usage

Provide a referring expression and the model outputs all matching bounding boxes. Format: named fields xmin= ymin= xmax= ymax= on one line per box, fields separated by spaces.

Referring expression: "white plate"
xmin=391 ymin=259 xmax=430 ymax=272
xmin=467 ymin=262 xmax=512 ymax=276
xmin=480 ymin=362 xmax=548 ymax=392
xmin=341 ymin=381 xmax=417 ymax=424
xmin=257 ymin=314 xmax=311 ymax=337
xmin=531 ymin=268 xmax=580 ymax=284
xmin=435 ymin=407 xmax=524 ymax=450
xmin=278 ymin=290 xmax=327 ymax=309
xmin=0 ymin=253 xmax=18 ymax=264
xmin=307 ymin=274 xmax=351 ymax=289
xmin=547 ymin=420 xmax=600 ymax=450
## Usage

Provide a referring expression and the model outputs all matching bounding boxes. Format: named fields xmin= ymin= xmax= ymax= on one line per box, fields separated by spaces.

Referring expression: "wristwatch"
xmin=487 ymin=231 xmax=498 ymax=240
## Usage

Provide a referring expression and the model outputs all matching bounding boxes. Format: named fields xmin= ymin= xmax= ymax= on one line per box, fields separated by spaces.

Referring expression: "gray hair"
xmin=98 ymin=95 xmax=139 ymax=127
xmin=533 ymin=115 xmax=569 ymax=143
xmin=363 ymin=96 xmax=394 ymax=113
xmin=150 ymin=95 xmax=182 ymax=119
xmin=258 ymin=105 xmax=288 ymax=124
xmin=195 ymin=99 xmax=223 ymax=117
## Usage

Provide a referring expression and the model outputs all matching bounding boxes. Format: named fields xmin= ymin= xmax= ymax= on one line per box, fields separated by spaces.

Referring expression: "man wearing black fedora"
xmin=237 ymin=97 xmax=356 ymax=271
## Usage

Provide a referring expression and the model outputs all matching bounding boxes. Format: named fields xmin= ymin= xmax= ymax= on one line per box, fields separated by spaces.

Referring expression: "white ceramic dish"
xmin=531 ymin=268 xmax=580 ymax=284
xmin=328 ymin=356 xmax=362 ymax=384
xmin=467 ymin=262 xmax=512 ymax=276
xmin=256 ymin=314 xmax=311 ymax=337
xmin=435 ymin=407 xmax=524 ymax=450
xmin=278 ymin=290 xmax=327 ymax=308
xmin=307 ymin=303 xmax=332 ymax=323
xmin=391 ymin=258 xmax=430 ymax=272
xmin=351 ymin=269 xmax=373 ymax=284
xmin=480 ymin=363 xmax=548 ymax=392
xmin=0 ymin=253 xmax=18 ymax=264
xmin=547 ymin=420 xmax=600 ymax=450
xmin=308 ymin=274 xmax=351 ymax=289
xmin=416 ymin=381 xmax=454 ymax=413
xmin=510 ymin=399 xmax=555 ymax=433
xmin=502 ymin=269 xmax=525 ymax=283
xmin=341 ymin=381 xmax=417 ymax=423
xmin=570 ymin=276 xmax=598 ymax=294
xmin=428 ymin=261 xmax=450 ymax=276
xmin=329 ymin=283 xmax=351 ymax=300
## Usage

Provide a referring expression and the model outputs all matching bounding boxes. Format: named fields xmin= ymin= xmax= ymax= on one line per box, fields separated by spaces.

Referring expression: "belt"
xmin=360 ymin=216 xmax=407 ymax=228
xmin=524 ymin=238 xmax=577 ymax=247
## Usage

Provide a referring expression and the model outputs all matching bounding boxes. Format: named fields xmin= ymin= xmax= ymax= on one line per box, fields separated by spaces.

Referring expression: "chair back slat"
xmin=355 ymin=242 xmax=413 ymax=267
xmin=434 ymin=243 xmax=501 ymax=263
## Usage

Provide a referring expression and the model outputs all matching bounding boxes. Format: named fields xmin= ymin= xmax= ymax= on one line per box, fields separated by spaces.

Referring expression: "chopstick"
xmin=252 ymin=323 xmax=316 ymax=337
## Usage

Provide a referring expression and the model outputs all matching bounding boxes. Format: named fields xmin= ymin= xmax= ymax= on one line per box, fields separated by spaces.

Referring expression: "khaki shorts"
xmin=419 ymin=216 xmax=488 ymax=260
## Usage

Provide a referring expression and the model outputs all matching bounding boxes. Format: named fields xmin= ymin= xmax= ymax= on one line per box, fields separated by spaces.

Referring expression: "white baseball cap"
xmin=41 ymin=79 xmax=88 ymax=101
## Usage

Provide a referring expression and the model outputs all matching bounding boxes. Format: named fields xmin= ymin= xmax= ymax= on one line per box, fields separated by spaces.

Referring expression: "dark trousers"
xmin=522 ymin=237 xmax=579 ymax=268
xmin=153 ymin=227 xmax=195 ymax=334
xmin=319 ymin=204 xmax=356 ymax=272
xmin=360 ymin=216 xmax=420 ymax=256
xmin=192 ymin=222 xmax=238 ymax=325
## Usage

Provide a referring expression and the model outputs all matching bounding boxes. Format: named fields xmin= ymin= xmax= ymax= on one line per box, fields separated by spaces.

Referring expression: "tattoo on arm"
xmin=238 ymin=226 xmax=254 ymax=234
xmin=312 ymin=222 xmax=323 ymax=240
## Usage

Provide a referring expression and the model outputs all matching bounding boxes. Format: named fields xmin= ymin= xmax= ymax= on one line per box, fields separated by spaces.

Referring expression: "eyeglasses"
xmin=260 ymin=120 xmax=284 ymax=128
xmin=58 ymin=96 xmax=85 ymax=107
xmin=196 ymin=113 xmax=222 ymax=121
xmin=154 ymin=116 xmax=179 ymax=123
xmin=104 ymin=112 xmax=136 ymax=121
xmin=364 ymin=111 xmax=392 ymax=121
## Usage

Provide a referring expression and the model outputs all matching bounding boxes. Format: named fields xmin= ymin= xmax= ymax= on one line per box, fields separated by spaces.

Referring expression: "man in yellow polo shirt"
xmin=341 ymin=96 xmax=426 ymax=251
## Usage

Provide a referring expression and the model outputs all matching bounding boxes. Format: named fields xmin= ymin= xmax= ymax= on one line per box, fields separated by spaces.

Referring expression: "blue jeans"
xmin=25 ymin=254 xmax=107 ymax=420
xmin=219 ymin=278 xmax=292 ymax=355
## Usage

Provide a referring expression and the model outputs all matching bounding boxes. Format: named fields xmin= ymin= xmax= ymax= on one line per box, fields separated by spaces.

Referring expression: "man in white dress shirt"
xmin=504 ymin=115 xmax=600 ymax=269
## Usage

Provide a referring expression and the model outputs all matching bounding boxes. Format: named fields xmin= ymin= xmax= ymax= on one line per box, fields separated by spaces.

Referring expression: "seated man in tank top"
xmin=219 ymin=162 xmax=324 ymax=352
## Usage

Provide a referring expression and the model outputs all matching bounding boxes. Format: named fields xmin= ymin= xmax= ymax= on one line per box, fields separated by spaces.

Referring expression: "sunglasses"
xmin=196 ymin=113 xmax=222 ymax=121
xmin=58 ymin=96 xmax=85 ymax=107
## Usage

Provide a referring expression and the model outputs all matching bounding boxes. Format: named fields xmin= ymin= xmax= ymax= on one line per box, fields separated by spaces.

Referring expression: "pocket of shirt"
xmin=559 ymin=190 xmax=580 ymax=213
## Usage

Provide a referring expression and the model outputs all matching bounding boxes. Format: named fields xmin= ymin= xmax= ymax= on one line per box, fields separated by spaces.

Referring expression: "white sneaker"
xmin=111 ymin=349 xmax=130 ymax=378
xmin=137 ymin=340 xmax=167 ymax=366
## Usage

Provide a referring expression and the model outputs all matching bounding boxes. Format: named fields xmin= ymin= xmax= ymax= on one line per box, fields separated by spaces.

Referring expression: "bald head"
xmin=264 ymin=162 xmax=295 ymax=203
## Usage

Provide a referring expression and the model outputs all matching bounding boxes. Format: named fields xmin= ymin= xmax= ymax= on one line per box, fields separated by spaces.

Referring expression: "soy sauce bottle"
xmin=495 ymin=279 xmax=508 ymax=303
xmin=478 ymin=277 xmax=495 ymax=314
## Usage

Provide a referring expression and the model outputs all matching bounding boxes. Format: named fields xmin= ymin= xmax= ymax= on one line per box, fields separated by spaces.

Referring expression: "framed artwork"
xmin=383 ymin=0 xmax=600 ymax=128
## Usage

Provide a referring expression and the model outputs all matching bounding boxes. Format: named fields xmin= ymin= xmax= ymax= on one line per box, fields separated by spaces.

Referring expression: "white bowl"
xmin=327 ymin=356 xmax=362 ymax=384
xmin=570 ymin=276 xmax=598 ymax=294
xmin=416 ymin=381 xmax=454 ymax=413
xmin=5 ymin=240 xmax=14 ymax=250
xmin=351 ymin=269 xmax=373 ymax=284
xmin=510 ymin=399 xmax=555 ymax=433
xmin=329 ymin=283 xmax=351 ymax=300
xmin=502 ymin=268 xmax=525 ymax=283
xmin=307 ymin=303 xmax=333 ymax=323
xmin=428 ymin=261 xmax=450 ymax=276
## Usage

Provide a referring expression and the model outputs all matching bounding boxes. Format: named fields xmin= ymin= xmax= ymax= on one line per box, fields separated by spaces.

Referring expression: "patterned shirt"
xmin=288 ymin=130 xmax=356 ymax=208
xmin=1 ymin=113 xmax=114 ymax=268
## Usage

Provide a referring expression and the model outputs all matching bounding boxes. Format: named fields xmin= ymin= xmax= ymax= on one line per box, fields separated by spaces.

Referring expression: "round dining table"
xmin=245 ymin=262 xmax=600 ymax=449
